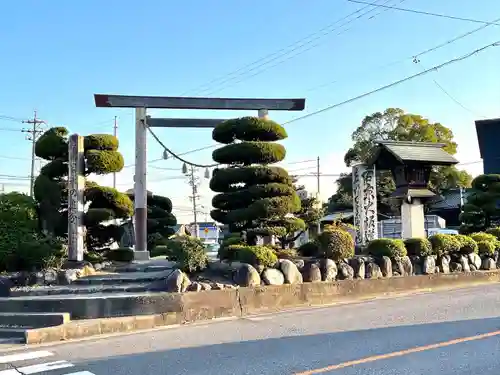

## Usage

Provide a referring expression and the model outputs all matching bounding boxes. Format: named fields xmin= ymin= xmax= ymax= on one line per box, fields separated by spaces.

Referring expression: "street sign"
xmin=94 ymin=94 xmax=305 ymax=111
xmin=147 ymin=117 xmax=225 ymax=128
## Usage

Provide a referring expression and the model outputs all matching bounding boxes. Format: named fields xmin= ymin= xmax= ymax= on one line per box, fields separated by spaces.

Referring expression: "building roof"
xmin=368 ymin=141 xmax=459 ymax=168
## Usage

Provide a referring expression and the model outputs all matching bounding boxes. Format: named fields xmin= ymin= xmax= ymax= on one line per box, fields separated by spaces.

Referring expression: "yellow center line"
xmin=293 ymin=329 xmax=500 ymax=375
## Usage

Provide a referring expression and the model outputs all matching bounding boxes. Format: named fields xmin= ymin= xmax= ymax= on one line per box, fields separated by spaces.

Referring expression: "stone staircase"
xmin=0 ymin=259 xmax=178 ymax=343
xmin=0 ymin=312 xmax=70 ymax=343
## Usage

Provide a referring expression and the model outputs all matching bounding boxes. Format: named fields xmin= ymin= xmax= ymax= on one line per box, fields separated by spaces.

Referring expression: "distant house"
xmin=427 ymin=188 xmax=469 ymax=229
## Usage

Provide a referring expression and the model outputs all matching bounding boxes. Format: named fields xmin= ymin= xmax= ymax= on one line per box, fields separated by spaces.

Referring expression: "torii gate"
xmin=77 ymin=94 xmax=306 ymax=261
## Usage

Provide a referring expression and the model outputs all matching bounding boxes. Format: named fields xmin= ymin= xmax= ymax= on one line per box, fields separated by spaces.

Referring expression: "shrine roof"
xmin=368 ymin=141 xmax=458 ymax=168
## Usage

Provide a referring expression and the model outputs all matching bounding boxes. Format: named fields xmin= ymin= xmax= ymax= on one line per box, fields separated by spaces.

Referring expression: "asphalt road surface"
xmin=2 ymin=283 xmax=500 ymax=374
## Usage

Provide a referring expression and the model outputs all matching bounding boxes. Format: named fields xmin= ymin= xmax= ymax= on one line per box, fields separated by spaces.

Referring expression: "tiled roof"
xmin=379 ymin=141 xmax=458 ymax=164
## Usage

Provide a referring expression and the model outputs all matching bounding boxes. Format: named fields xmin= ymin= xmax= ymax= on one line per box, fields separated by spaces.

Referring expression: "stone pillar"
xmin=67 ymin=134 xmax=85 ymax=262
xmin=352 ymin=164 xmax=378 ymax=246
xmin=401 ymin=198 xmax=426 ymax=238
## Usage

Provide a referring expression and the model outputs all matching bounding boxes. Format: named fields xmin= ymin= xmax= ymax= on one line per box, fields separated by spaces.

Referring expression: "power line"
xmin=183 ymin=0 xmax=401 ymax=96
xmin=284 ymin=40 xmax=500 ymax=126
xmin=414 ymin=61 xmax=485 ymax=119
xmin=0 ymin=155 xmax=29 ymax=160
xmin=347 ymin=0 xmax=500 ymax=25
xmin=200 ymin=0 xmax=405 ymax=96
xmin=307 ymin=14 xmax=500 ymax=93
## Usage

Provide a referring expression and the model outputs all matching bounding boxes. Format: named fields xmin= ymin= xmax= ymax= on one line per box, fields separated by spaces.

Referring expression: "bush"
xmin=477 ymin=240 xmax=496 ymax=255
xmin=317 ymin=228 xmax=354 ymax=261
xmin=428 ymin=234 xmax=460 ymax=256
xmin=404 ymin=238 xmax=432 ymax=257
xmin=454 ymin=234 xmax=478 ymax=254
xmin=165 ymin=237 xmax=208 ymax=273
xmin=297 ymin=241 xmax=320 ymax=257
xmin=470 ymin=232 xmax=498 ymax=245
xmin=486 ymin=227 xmax=500 ymax=240
xmin=218 ymin=233 xmax=243 ymax=261
xmin=7 ymin=236 xmax=66 ymax=272
xmin=233 ymin=245 xmax=277 ymax=268
xmin=106 ymin=247 xmax=134 ymax=262
xmin=367 ymin=238 xmax=407 ymax=258
xmin=84 ymin=251 xmax=105 ymax=263
xmin=274 ymin=248 xmax=298 ymax=259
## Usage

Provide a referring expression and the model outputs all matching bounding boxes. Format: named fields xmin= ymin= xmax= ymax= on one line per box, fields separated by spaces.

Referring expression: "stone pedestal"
xmin=352 ymin=164 xmax=378 ymax=246
xmin=132 ymin=251 xmax=151 ymax=261
xmin=401 ymin=199 xmax=426 ymax=238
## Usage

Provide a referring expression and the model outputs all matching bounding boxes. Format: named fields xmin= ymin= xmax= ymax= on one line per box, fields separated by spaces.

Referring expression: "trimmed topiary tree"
xmin=34 ymin=128 xmax=133 ymax=251
xmin=127 ymin=193 xmax=177 ymax=250
xmin=209 ymin=116 xmax=302 ymax=246
xmin=460 ymin=174 xmax=500 ymax=233
xmin=428 ymin=233 xmax=460 ymax=256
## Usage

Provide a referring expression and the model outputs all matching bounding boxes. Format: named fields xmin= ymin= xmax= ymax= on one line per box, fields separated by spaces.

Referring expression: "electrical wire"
xmin=199 ymin=0 xmax=405 ymax=96
xmin=415 ymin=61 xmax=486 ymax=119
xmin=306 ymin=14 xmax=500 ymax=93
xmin=347 ymin=0 xmax=500 ymax=26
xmin=283 ymin=40 xmax=500 ymax=126
xmin=123 ymin=144 xmax=217 ymax=168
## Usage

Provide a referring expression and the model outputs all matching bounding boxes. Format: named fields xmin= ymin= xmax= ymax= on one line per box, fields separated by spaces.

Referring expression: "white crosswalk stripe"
xmin=0 ymin=351 xmax=96 ymax=375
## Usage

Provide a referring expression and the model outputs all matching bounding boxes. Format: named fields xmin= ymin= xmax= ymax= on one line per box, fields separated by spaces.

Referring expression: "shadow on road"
xmin=72 ymin=316 xmax=500 ymax=374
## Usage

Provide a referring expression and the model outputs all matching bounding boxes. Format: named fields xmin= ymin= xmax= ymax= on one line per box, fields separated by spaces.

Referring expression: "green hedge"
xmin=297 ymin=241 xmax=320 ymax=257
xmin=367 ymin=238 xmax=407 ymax=258
xmin=105 ymin=247 xmax=134 ymax=262
xmin=404 ymin=238 xmax=432 ymax=257
xmin=232 ymin=245 xmax=277 ymax=268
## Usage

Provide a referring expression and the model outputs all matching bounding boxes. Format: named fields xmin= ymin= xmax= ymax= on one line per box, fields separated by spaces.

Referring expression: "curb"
xmin=22 ymin=270 xmax=500 ymax=345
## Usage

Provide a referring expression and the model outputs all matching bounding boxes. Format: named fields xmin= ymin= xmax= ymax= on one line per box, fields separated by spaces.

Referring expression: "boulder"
xmin=279 ymin=259 xmax=303 ymax=284
xmin=234 ymin=264 xmax=261 ymax=287
xmin=468 ymin=253 xmax=481 ymax=270
xmin=409 ymin=256 xmax=422 ymax=275
xmin=338 ymin=262 xmax=354 ymax=280
xmin=302 ymin=261 xmax=322 ymax=282
xmin=401 ymin=256 xmax=413 ymax=276
xmin=57 ymin=269 xmax=80 ymax=285
xmin=365 ymin=262 xmax=383 ymax=279
xmin=319 ymin=259 xmax=337 ymax=281
xmin=459 ymin=255 xmax=470 ymax=272
xmin=438 ymin=256 xmax=450 ymax=274
xmin=450 ymin=262 xmax=462 ymax=273
xmin=481 ymin=257 xmax=496 ymax=270
xmin=423 ymin=256 xmax=436 ymax=275
xmin=293 ymin=259 xmax=305 ymax=270
xmin=380 ymin=256 xmax=392 ymax=277
xmin=43 ymin=268 xmax=58 ymax=285
xmin=262 ymin=268 xmax=285 ymax=285
xmin=349 ymin=258 xmax=365 ymax=279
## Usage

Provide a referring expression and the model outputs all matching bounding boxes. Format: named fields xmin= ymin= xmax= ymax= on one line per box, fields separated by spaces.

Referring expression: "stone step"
xmin=72 ymin=270 xmax=174 ymax=285
xmin=11 ymin=283 xmax=151 ymax=297
xmin=0 ymin=312 xmax=70 ymax=328
xmin=0 ymin=328 xmax=26 ymax=339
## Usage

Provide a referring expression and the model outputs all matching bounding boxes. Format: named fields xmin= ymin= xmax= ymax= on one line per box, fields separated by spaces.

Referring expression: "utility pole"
xmin=188 ymin=166 xmax=200 ymax=238
xmin=112 ymin=116 xmax=118 ymax=189
xmin=22 ymin=111 xmax=45 ymax=197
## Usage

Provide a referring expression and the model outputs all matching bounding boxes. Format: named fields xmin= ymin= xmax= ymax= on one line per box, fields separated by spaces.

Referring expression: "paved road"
xmin=2 ymin=283 xmax=500 ymax=374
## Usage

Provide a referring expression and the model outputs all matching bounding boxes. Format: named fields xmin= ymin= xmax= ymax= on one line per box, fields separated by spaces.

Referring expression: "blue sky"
xmin=1 ymin=0 xmax=499 ymax=223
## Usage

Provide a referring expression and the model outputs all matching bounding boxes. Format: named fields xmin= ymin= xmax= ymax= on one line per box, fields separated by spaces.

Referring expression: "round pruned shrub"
xmin=404 ymin=237 xmax=432 ymax=257
xmin=486 ymin=227 xmax=500 ymax=240
xmin=218 ymin=233 xmax=243 ymax=261
xmin=317 ymin=228 xmax=354 ymax=261
xmin=233 ymin=245 xmax=278 ymax=268
xmin=367 ymin=238 xmax=407 ymax=258
xmin=454 ymin=234 xmax=478 ymax=254
xmin=469 ymin=232 xmax=498 ymax=246
xmin=164 ymin=237 xmax=208 ymax=273
xmin=477 ymin=240 xmax=496 ymax=256
xmin=297 ymin=241 xmax=320 ymax=257
xmin=428 ymin=233 xmax=460 ymax=256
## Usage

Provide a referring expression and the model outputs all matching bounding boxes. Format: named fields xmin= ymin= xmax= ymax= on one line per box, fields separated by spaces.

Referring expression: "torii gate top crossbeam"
xmin=94 ymin=94 xmax=305 ymax=111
